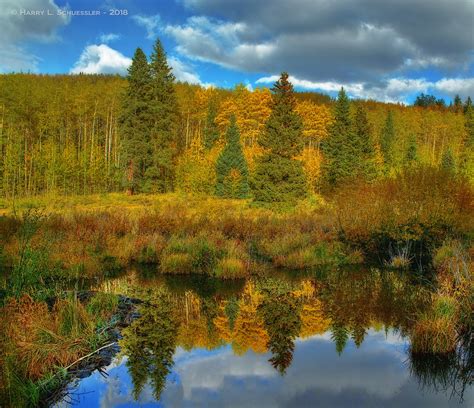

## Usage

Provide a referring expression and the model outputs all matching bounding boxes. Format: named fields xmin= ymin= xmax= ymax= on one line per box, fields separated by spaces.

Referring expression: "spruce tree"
xmin=453 ymin=94 xmax=463 ymax=113
xmin=322 ymin=88 xmax=355 ymax=187
xmin=146 ymin=38 xmax=179 ymax=193
xmin=441 ymin=147 xmax=456 ymax=173
xmin=252 ymin=72 xmax=306 ymax=202
xmin=464 ymin=96 xmax=473 ymax=114
xmin=381 ymin=111 xmax=395 ymax=168
xmin=120 ymin=47 xmax=152 ymax=194
xmin=215 ymin=115 xmax=249 ymax=198
xmin=405 ymin=134 xmax=418 ymax=166
xmin=204 ymin=101 xmax=219 ymax=150
xmin=352 ymin=105 xmax=377 ymax=180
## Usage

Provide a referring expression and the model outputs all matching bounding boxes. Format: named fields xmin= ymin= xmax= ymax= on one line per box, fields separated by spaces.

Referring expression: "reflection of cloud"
xmin=59 ymin=330 xmax=473 ymax=407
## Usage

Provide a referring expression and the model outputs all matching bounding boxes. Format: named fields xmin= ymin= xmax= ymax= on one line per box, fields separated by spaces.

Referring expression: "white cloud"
xmin=434 ymin=78 xmax=474 ymax=99
xmin=99 ymin=33 xmax=120 ymax=43
xmin=256 ymin=75 xmax=474 ymax=102
xmin=168 ymin=56 xmax=212 ymax=87
xmin=256 ymin=75 xmax=365 ymax=98
xmin=132 ymin=14 xmax=161 ymax=40
xmin=0 ymin=0 xmax=70 ymax=72
xmin=70 ymin=44 xmax=131 ymax=75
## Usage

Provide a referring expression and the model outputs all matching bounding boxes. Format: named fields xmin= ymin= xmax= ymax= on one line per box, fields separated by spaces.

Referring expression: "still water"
xmin=57 ymin=268 xmax=473 ymax=407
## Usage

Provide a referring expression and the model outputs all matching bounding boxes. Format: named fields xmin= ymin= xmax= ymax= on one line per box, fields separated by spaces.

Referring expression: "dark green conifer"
xmin=352 ymin=105 xmax=377 ymax=180
xmin=453 ymin=94 xmax=463 ymax=113
xmin=120 ymin=47 xmax=152 ymax=194
xmin=146 ymin=38 xmax=179 ymax=193
xmin=322 ymin=88 xmax=355 ymax=187
xmin=464 ymin=96 xmax=473 ymax=114
xmin=215 ymin=115 xmax=249 ymax=198
xmin=441 ymin=147 xmax=456 ymax=173
xmin=252 ymin=72 xmax=307 ymax=202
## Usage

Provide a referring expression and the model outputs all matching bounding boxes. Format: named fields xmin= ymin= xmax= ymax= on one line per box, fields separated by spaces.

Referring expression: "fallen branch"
xmin=64 ymin=342 xmax=116 ymax=371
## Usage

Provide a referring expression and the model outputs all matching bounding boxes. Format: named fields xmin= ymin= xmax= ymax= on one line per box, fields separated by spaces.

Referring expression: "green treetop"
xmin=352 ymin=104 xmax=378 ymax=180
xmin=146 ymin=38 xmax=179 ymax=193
xmin=215 ymin=115 xmax=249 ymax=198
xmin=258 ymin=72 xmax=303 ymax=158
xmin=322 ymin=87 xmax=355 ymax=187
xmin=120 ymin=47 xmax=152 ymax=194
xmin=252 ymin=72 xmax=307 ymax=203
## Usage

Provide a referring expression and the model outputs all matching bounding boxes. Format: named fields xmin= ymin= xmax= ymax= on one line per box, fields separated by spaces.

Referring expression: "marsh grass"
xmin=411 ymin=295 xmax=459 ymax=354
xmin=0 ymin=292 xmax=119 ymax=407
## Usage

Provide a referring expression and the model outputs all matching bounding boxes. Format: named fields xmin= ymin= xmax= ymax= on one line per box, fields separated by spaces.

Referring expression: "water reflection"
xmin=60 ymin=268 xmax=472 ymax=407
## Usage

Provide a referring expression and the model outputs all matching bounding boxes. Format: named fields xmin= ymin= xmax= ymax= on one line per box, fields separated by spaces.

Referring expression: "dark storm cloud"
xmin=174 ymin=0 xmax=474 ymax=82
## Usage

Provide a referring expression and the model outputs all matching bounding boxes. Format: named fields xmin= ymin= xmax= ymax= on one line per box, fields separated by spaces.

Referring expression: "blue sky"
xmin=55 ymin=330 xmax=473 ymax=407
xmin=1 ymin=0 xmax=473 ymax=103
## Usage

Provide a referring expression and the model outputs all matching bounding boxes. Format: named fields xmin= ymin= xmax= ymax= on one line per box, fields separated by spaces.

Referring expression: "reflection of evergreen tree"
xmin=258 ymin=285 xmax=302 ymax=374
xmin=224 ymin=297 xmax=240 ymax=331
xmin=351 ymin=324 xmax=366 ymax=348
xmin=331 ymin=322 xmax=350 ymax=355
xmin=120 ymin=292 xmax=178 ymax=400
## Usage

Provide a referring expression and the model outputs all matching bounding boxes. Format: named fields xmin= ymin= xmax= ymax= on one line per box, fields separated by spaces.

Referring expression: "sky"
xmin=0 ymin=0 xmax=473 ymax=103
xmin=60 ymin=330 xmax=473 ymax=407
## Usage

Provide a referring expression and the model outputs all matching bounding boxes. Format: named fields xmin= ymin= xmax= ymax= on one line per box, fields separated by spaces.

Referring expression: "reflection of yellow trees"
xmin=300 ymin=299 xmax=331 ymax=338
xmin=115 ymin=272 xmax=429 ymax=365
xmin=232 ymin=298 xmax=269 ymax=355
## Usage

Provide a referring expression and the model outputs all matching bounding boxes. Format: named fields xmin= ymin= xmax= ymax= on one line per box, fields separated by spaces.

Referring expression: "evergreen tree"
xmin=453 ymin=94 xmax=463 ymax=113
xmin=441 ymin=147 xmax=456 ymax=173
xmin=352 ymin=105 xmax=377 ymax=180
xmin=381 ymin=111 xmax=395 ymax=168
xmin=405 ymin=134 xmax=418 ymax=166
xmin=252 ymin=72 xmax=307 ymax=202
xmin=464 ymin=96 xmax=473 ymax=114
xmin=203 ymin=101 xmax=219 ymax=150
xmin=146 ymin=38 xmax=179 ymax=193
xmin=215 ymin=115 xmax=249 ymax=198
xmin=322 ymin=88 xmax=355 ymax=187
xmin=120 ymin=48 xmax=152 ymax=194
xmin=258 ymin=293 xmax=301 ymax=375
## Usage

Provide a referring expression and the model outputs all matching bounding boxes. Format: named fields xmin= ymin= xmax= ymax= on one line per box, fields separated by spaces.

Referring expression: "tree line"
xmin=0 ymin=37 xmax=473 ymax=200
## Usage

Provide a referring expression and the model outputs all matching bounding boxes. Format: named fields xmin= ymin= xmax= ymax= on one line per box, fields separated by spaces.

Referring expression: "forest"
xmin=0 ymin=38 xmax=472 ymax=199
xmin=1 ymin=38 xmax=473 ymax=407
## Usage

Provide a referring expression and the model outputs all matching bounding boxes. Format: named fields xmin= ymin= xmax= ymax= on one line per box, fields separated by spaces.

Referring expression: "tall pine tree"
xmin=252 ymin=72 xmax=306 ymax=202
xmin=322 ymin=88 xmax=355 ymax=187
xmin=120 ymin=48 xmax=152 ymax=194
xmin=215 ymin=115 xmax=249 ymax=198
xmin=352 ymin=105 xmax=378 ymax=180
xmin=146 ymin=38 xmax=179 ymax=193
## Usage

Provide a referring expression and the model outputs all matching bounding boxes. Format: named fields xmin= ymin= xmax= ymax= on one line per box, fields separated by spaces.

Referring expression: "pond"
xmin=55 ymin=267 xmax=473 ymax=407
